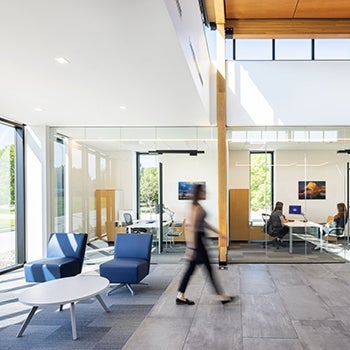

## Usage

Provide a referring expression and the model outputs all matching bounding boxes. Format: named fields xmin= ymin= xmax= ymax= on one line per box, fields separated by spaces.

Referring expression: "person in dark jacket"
xmin=269 ymin=201 xmax=289 ymax=247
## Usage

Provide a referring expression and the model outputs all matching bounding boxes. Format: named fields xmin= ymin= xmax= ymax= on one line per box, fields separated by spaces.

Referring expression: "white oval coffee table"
xmin=17 ymin=274 xmax=110 ymax=340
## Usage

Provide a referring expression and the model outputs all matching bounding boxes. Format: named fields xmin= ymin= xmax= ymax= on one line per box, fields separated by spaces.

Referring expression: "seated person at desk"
xmin=269 ymin=201 xmax=289 ymax=247
xmin=322 ymin=202 xmax=348 ymax=236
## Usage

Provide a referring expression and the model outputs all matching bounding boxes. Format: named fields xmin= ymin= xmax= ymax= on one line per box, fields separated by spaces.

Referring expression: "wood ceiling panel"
xmin=220 ymin=0 xmax=350 ymax=37
xmin=225 ymin=0 xmax=298 ymax=19
xmin=295 ymin=0 xmax=350 ymax=18
xmin=227 ymin=19 xmax=350 ymax=38
xmin=206 ymin=0 xmax=350 ymax=37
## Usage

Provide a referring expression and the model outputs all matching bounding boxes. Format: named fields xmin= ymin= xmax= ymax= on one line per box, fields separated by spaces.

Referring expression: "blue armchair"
xmin=99 ymin=233 xmax=153 ymax=295
xmin=24 ymin=233 xmax=88 ymax=282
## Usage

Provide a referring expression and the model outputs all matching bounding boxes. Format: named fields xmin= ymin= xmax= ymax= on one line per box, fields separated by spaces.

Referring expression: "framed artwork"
xmin=298 ymin=181 xmax=326 ymax=200
xmin=178 ymin=181 xmax=206 ymax=200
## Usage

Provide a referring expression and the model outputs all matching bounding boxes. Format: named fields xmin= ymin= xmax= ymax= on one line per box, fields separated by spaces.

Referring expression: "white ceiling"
xmin=2 ymin=1 xmax=349 ymax=155
xmin=0 ymin=0 xmax=209 ymax=128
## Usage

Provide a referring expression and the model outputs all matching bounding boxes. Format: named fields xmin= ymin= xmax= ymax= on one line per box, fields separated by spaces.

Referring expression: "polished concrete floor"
xmin=124 ymin=262 xmax=350 ymax=350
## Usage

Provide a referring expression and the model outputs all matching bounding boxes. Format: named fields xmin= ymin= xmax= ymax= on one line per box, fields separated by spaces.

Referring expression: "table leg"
xmin=289 ymin=227 xmax=293 ymax=253
xmin=96 ymin=294 xmax=109 ymax=312
xmin=70 ymin=302 xmax=78 ymax=340
xmin=17 ymin=306 xmax=38 ymax=337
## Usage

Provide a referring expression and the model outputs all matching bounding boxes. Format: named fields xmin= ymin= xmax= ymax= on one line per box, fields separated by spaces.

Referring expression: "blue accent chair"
xmin=99 ymin=233 xmax=153 ymax=295
xmin=24 ymin=233 xmax=88 ymax=282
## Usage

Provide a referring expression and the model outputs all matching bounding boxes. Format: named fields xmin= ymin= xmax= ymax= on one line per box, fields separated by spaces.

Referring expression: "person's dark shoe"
xmin=176 ymin=298 xmax=195 ymax=305
xmin=221 ymin=296 xmax=237 ymax=305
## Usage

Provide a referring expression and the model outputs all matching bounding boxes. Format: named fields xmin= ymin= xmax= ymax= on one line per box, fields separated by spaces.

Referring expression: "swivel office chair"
xmin=165 ymin=219 xmax=185 ymax=250
xmin=123 ymin=212 xmax=147 ymax=234
xmin=261 ymin=213 xmax=279 ymax=248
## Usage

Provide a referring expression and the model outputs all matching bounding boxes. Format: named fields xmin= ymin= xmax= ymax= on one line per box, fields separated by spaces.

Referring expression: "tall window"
xmin=137 ymin=153 xmax=159 ymax=219
xmin=53 ymin=137 xmax=66 ymax=232
xmin=250 ymin=151 xmax=273 ymax=222
xmin=0 ymin=119 xmax=25 ymax=272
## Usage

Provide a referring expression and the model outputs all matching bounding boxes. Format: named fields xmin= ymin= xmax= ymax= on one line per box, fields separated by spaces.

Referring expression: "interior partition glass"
xmin=70 ymin=145 xmax=85 ymax=233
xmin=229 ymin=126 xmax=350 ymax=260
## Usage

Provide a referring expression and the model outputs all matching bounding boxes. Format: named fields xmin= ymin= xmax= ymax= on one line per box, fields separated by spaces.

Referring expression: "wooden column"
xmin=216 ymin=22 xmax=228 ymax=265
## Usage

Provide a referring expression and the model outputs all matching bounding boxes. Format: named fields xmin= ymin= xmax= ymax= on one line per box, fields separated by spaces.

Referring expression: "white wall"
xmin=229 ymin=149 xmax=348 ymax=223
xmin=226 ymin=61 xmax=350 ymax=126
xmin=228 ymin=151 xmax=250 ymax=189
xmin=111 ymin=150 xmax=135 ymax=214
xmin=160 ymin=149 xmax=219 ymax=235
xmin=275 ymin=150 xmax=348 ymax=223
xmin=164 ymin=0 xmax=212 ymax=121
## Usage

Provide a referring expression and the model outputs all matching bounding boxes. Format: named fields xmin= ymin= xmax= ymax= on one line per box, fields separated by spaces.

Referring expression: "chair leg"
xmin=126 ymin=284 xmax=134 ymax=295
xmin=107 ymin=283 xmax=135 ymax=296
xmin=262 ymin=238 xmax=277 ymax=248
xmin=107 ymin=284 xmax=126 ymax=296
xmin=107 ymin=282 xmax=148 ymax=296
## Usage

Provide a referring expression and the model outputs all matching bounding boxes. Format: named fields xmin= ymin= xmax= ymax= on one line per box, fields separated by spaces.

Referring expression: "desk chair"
xmin=261 ymin=213 xmax=280 ymax=248
xmin=123 ymin=212 xmax=147 ymax=234
xmin=314 ymin=221 xmax=350 ymax=251
xmin=165 ymin=219 xmax=185 ymax=250
xmin=328 ymin=221 xmax=348 ymax=237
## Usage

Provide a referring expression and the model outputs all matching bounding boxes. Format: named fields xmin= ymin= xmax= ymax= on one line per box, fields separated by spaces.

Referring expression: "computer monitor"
xmin=289 ymin=205 xmax=302 ymax=215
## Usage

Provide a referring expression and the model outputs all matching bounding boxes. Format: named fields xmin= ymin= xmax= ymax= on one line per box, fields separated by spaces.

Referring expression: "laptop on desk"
xmin=288 ymin=205 xmax=308 ymax=222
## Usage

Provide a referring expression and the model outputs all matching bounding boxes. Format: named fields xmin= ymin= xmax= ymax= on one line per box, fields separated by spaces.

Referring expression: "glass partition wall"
xmin=50 ymin=126 xmax=218 ymax=245
xmin=51 ymin=125 xmax=350 ymax=261
xmin=228 ymin=126 xmax=350 ymax=260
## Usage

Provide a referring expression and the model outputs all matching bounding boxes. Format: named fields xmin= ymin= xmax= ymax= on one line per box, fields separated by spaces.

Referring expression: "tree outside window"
xmin=250 ymin=152 xmax=273 ymax=222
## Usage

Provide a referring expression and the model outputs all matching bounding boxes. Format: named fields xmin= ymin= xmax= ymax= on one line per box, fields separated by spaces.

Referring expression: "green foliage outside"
xmin=250 ymin=153 xmax=272 ymax=212
xmin=139 ymin=167 xmax=158 ymax=214
xmin=0 ymin=144 xmax=15 ymax=206
xmin=0 ymin=145 xmax=15 ymax=229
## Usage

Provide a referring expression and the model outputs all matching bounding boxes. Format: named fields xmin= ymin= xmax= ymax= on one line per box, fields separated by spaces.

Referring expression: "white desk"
xmin=17 ymin=275 xmax=109 ymax=340
xmin=128 ymin=220 xmax=172 ymax=252
xmin=129 ymin=219 xmax=171 ymax=230
xmin=286 ymin=221 xmax=322 ymax=253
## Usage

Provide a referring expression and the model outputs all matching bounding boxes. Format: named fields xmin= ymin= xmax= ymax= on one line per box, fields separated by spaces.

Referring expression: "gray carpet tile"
xmin=0 ymin=263 xmax=181 ymax=349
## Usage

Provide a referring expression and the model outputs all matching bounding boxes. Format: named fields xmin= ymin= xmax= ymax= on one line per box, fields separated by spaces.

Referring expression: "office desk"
xmin=129 ymin=220 xmax=172 ymax=253
xmin=285 ymin=221 xmax=322 ymax=253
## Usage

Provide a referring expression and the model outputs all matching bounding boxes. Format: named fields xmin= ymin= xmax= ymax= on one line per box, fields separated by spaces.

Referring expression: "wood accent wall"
xmin=229 ymin=189 xmax=250 ymax=241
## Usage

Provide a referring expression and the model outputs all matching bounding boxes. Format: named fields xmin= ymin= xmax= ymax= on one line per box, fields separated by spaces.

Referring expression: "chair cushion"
xmin=24 ymin=257 xmax=81 ymax=282
xmin=99 ymin=258 xmax=149 ymax=284
xmin=114 ymin=233 xmax=152 ymax=260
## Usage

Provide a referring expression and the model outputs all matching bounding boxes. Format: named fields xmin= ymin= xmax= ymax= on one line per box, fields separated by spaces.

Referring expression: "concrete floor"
xmin=124 ymin=262 xmax=350 ymax=350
